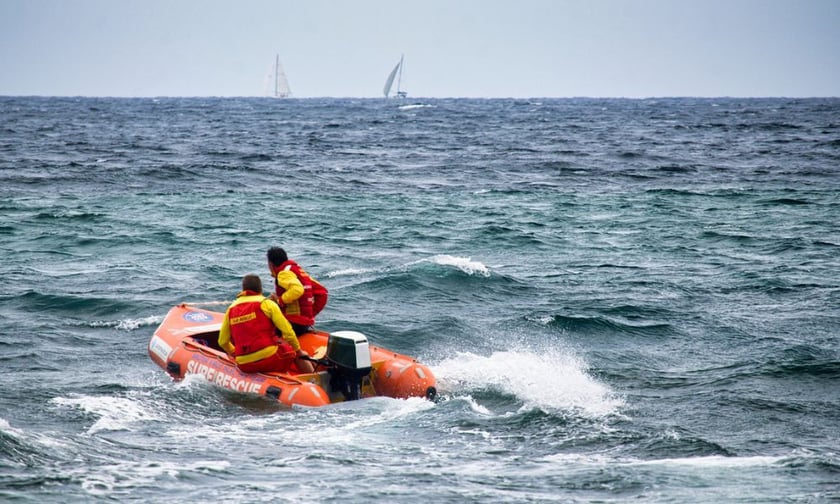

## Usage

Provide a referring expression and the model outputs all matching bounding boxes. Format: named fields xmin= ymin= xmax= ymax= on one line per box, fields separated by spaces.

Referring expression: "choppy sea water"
xmin=1 ymin=96 xmax=838 ymax=502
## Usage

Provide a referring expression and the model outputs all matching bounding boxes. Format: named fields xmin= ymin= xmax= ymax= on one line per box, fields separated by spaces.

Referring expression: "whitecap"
xmin=632 ymin=454 xmax=783 ymax=468
xmin=325 ymin=267 xmax=378 ymax=278
xmin=88 ymin=315 xmax=163 ymax=331
xmin=447 ymin=395 xmax=492 ymax=415
xmin=398 ymin=104 xmax=433 ymax=111
xmin=424 ymin=255 xmax=490 ymax=277
xmin=0 ymin=417 xmax=20 ymax=437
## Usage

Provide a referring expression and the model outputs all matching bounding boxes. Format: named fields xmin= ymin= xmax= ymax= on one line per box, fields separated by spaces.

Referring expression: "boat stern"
xmin=373 ymin=356 xmax=437 ymax=401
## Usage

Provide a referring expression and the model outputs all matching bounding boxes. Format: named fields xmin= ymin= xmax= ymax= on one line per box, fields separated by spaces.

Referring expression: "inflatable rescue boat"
xmin=148 ymin=304 xmax=437 ymax=408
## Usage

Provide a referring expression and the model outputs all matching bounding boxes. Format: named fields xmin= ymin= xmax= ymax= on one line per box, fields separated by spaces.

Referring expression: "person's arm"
xmin=262 ymin=299 xmax=302 ymax=352
xmin=275 ymin=270 xmax=304 ymax=305
xmin=218 ymin=308 xmax=235 ymax=354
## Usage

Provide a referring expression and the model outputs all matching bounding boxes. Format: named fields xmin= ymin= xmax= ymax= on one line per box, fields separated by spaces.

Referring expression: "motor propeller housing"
xmin=325 ymin=331 xmax=373 ymax=400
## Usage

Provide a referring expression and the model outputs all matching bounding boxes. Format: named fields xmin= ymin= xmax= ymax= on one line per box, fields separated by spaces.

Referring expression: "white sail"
xmin=383 ymin=55 xmax=407 ymax=98
xmin=272 ymin=54 xmax=291 ymax=98
xmin=383 ymin=62 xmax=400 ymax=97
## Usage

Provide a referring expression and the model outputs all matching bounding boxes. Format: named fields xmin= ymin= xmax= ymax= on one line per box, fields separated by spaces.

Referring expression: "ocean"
xmin=0 ymin=96 xmax=838 ymax=503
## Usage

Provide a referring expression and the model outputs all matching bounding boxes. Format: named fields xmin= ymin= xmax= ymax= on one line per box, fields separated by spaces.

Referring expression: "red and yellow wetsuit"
xmin=218 ymin=290 xmax=301 ymax=371
xmin=272 ymin=260 xmax=328 ymax=327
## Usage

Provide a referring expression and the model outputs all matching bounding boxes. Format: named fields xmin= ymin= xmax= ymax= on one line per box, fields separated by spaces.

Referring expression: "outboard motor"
xmin=325 ymin=331 xmax=372 ymax=400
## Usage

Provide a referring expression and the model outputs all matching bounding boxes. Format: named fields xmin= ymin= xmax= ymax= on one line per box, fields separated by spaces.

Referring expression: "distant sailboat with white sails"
xmin=267 ymin=54 xmax=291 ymax=98
xmin=383 ymin=54 xmax=407 ymax=98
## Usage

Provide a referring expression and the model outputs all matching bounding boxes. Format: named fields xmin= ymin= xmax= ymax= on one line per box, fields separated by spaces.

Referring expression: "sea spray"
xmin=434 ymin=348 xmax=624 ymax=417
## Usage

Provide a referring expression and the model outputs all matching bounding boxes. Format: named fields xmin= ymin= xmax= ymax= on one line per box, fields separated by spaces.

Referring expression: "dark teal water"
xmin=1 ymin=96 xmax=839 ymax=502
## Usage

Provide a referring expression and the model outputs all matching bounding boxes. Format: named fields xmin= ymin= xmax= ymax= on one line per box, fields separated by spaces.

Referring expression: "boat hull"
xmin=148 ymin=304 xmax=437 ymax=408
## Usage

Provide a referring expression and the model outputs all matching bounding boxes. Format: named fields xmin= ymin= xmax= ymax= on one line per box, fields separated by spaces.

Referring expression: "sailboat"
xmin=269 ymin=54 xmax=291 ymax=98
xmin=383 ymin=54 xmax=407 ymax=98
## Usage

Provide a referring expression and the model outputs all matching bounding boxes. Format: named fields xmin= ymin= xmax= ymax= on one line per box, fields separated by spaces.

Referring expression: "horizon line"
xmin=2 ymin=94 xmax=838 ymax=100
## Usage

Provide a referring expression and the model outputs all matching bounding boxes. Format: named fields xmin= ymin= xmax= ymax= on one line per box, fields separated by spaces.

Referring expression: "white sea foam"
xmin=399 ymin=104 xmax=433 ymax=111
xmin=87 ymin=315 xmax=163 ymax=331
xmin=538 ymin=452 xmax=785 ymax=470
xmin=0 ymin=417 xmax=19 ymax=436
xmin=326 ymin=256 xmax=490 ymax=280
xmin=425 ymin=254 xmax=490 ymax=277
xmin=160 ymin=394 xmax=434 ymax=450
xmin=333 ymin=396 xmax=435 ymax=431
xmin=116 ymin=315 xmax=163 ymax=331
xmin=52 ymin=394 xmax=161 ymax=434
xmin=460 ymin=395 xmax=492 ymax=415
xmin=434 ymin=348 xmax=623 ymax=417
xmin=0 ymin=416 xmax=73 ymax=454
xmin=177 ymin=372 xmax=217 ymax=391
xmin=79 ymin=459 xmax=231 ymax=496
xmin=633 ymin=454 xmax=784 ymax=468
xmin=325 ymin=267 xmax=378 ymax=278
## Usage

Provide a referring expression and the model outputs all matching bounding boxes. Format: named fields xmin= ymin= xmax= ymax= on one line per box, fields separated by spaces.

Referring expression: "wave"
xmin=636 ymin=426 xmax=735 ymax=458
xmin=11 ymin=291 xmax=135 ymax=318
xmin=539 ymin=451 xmax=783 ymax=469
xmin=624 ymin=453 xmax=782 ymax=468
xmin=411 ymin=255 xmax=491 ymax=277
xmin=542 ymin=314 xmax=675 ymax=338
xmin=699 ymin=230 xmax=757 ymax=244
xmin=754 ymin=344 xmax=840 ymax=380
xmin=398 ymin=104 xmax=434 ymax=111
xmin=85 ymin=315 xmax=163 ymax=332
xmin=0 ymin=417 xmax=72 ymax=467
xmin=327 ymin=255 xmax=491 ymax=279
xmin=433 ymin=348 xmax=624 ymax=418
xmin=324 ymin=267 xmax=380 ymax=278
xmin=78 ymin=459 xmax=233 ymax=498
xmin=33 ymin=210 xmax=106 ymax=222
xmin=757 ymin=197 xmax=812 ymax=206
xmin=51 ymin=394 xmax=163 ymax=434
xmin=326 ymin=255 xmax=504 ymax=300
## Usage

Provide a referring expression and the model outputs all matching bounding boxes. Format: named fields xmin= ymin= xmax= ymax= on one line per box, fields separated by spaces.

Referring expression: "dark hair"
xmin=241 ymin=274 xmax=262 ymax=293
xmin=267 ymin=246 xmax=288 ymax=266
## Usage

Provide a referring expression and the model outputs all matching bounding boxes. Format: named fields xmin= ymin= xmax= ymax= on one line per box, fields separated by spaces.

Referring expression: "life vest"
xmin=228 ymin=296 xmax=278 ymax=357
xmin=275 ymin=260 xmax=316 ymax=326
xmin=311 ymin=278 xmax=328 ymax=316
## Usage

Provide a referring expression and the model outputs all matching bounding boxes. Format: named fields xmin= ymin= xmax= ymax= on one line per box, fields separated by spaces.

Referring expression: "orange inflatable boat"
xmin=148 ymin=304 xmax=437 ymax=408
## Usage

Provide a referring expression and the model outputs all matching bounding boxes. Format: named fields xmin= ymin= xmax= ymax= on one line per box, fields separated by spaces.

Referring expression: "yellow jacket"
xmin=274 ymin=269 xmax=304 ymax=305
xmin=218 ymin=292 xmax=301 ymax=365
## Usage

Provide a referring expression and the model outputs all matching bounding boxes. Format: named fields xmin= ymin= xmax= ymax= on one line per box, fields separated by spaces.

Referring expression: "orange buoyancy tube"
xmin=275 ymin=260 xmax=316 ymax=326
xmin=228 ymin=298 xmax=279 ymax=356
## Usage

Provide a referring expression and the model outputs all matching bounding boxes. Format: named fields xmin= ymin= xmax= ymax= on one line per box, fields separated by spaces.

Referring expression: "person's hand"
xmin=269 ymin=293 xmax=283 ymax=307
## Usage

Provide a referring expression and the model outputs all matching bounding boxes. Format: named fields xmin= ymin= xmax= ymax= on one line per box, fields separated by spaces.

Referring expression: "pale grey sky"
xmin=1 ymin=0 xmax=838 ymax=98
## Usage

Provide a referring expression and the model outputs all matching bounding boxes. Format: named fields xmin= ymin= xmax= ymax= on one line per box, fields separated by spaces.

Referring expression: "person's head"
xmin=241 ymin=274 xmax=262 ymax=293
xmin=267 ymin=247 xmax=288 ymax=269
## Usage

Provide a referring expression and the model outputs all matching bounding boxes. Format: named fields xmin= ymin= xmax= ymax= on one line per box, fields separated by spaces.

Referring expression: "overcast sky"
xmin=1 ymin=0 xmax=838 ymax=98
